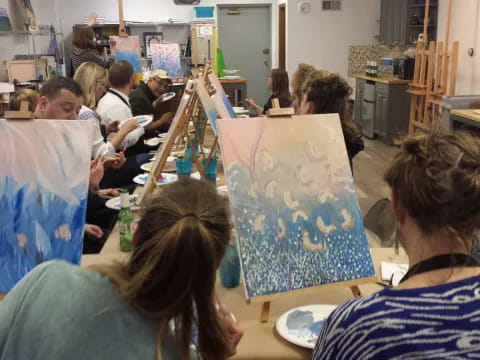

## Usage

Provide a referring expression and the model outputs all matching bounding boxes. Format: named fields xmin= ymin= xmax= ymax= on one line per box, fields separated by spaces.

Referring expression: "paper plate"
xmin=474 ymin=109 xmax=480 ymax=115
xmin=276 ymin=305 xmax=337 ymax=349
xmin=133 ymin=173 xmax=178 ymax=186
xmin=105 ymin=194 xmax=140 ymax=211
xmin=119 ymin=115 xmax=153 ymax=129
xmin=157 ymin=132 xmax=169 ymax=138
xmin=144 ymin=137 xmax=162 ymax=147
xmin=222 ymin=75 xmax=241 ymax=80
xmin=233 ymin=107 xmax=249 ymax=114
xmin=141 ymin=161 xmax=176 ymax=172
xmin=162 ymin=92 xmax=176 ymax=102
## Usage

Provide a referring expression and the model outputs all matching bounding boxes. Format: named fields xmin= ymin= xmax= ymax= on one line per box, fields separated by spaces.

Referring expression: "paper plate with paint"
xmin=133 ymin=173 xmax=178 ymax=186
xmin=141 ymin=161 xmax=176 ymax=172
xmin=144 ymin=137 xmax=162 ymax=147
xmin=119 ymin=115 xmax=153 ymax=129
xmin=276 ymin=305 xmax=337 ymax=349
xmin=162 ymin=92 xmax=176 ymax=102
xmin=105 ymin=194 xmax=140 ymax=211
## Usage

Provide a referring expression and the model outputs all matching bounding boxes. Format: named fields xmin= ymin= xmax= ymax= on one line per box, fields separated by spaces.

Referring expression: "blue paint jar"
xmin=201 ymin=158 xmax=218 ymax=184
xmin=220 ymin=245 xmax=241 ymax=288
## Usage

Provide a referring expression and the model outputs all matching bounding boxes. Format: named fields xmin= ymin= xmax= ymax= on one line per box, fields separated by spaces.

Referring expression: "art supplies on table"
xmin=276 ymin=305 xmax=338 ymax=349
xmin=110 ymin=36 xmax=142 ymax=73
xmin=141 ymin=161 xmax=176 ymax=173
xmin=217 ymin=114 xmax=375 ymax=300
xmin=133 ymin=173 xmax=178 ymax=186
xmin=0 ymin=119 xmax=93 ymax=293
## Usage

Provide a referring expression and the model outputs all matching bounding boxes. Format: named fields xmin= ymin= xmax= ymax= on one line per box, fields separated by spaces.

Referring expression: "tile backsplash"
xmin=348 ymin=44 xmax=411 ymax=76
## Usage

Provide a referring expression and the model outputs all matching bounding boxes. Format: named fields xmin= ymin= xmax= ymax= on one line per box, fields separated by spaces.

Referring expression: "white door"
xmin=217 ymin=5 xmax=272 ymax=106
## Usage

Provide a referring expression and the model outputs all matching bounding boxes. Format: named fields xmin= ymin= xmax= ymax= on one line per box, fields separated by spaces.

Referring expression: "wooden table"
xmin=93 ymin=234 xmax=407 ymax=360
xmin=450 ymin=109 xmax=480 ymax=130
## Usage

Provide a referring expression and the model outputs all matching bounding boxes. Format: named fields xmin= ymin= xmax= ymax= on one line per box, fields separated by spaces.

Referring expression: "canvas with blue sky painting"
xmin=151 ymin=43 xmax=184 ymax=78
xmin=110 ymin=36 xmax=142 ymax=73
xmin=0 ymin=119 xmax=93 ymax=293
xmin=218 ymin=114 xmax=375 ymax=299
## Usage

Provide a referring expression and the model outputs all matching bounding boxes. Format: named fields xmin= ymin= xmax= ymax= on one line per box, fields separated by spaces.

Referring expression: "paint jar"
xmin=201 ymin=158 xmax=218 ymax=184
xmin=220 ymin=245 xmax=241 ymax=288
xmin=176 ymin=158 xmax=192 ymax=180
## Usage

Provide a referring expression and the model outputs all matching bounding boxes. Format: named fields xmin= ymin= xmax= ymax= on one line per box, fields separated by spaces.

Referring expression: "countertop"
xmin=352 ymin=74 xmax=411 ymax=85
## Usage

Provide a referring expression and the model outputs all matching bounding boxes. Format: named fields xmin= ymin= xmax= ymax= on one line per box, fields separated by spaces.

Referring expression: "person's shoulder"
xmin=78 ymin=106 xmax=97 ymax=120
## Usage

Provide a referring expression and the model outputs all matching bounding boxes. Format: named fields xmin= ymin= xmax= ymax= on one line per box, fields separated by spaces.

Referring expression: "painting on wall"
xmin=143 ymin=32 xmax=163 ymax=58
xmin=151 ymin=43 xmax=184 ymax=78
xmin=110 ymin=36 xmax=142 ymax=73
xmin=0 ymin=120 xmax=93 ymax=293
xmin=0 ymin=7 xmax=12 ymax=32
xmin=217 ymin=115 xmax=375 ymax=299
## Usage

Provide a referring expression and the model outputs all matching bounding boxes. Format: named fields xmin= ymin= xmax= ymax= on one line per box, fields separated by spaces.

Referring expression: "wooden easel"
xmin=254 ymin=100 xmax=374 ymax=323
xmin=136 ymin=66 xmax=220 ymax=206
xmin=4 ymin=101 xmax=33 ymax=119
xmin=408 ymin=0 xmax=459 ymax=134
xmin=117 ymin=0 xmax=128 ymax=37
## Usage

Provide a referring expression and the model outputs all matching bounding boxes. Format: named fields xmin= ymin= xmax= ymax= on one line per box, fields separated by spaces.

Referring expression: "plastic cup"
xmin=220 ymin=245 xmax=241 ymax=288
xmin=201 ymin=158 xmax=218 ymax=184
xmin=176 ymin=159 xmax=192 ymax=180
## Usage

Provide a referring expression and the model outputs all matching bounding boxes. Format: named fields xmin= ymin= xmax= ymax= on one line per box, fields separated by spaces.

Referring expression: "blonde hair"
xmin=73 ymin=62 xmax=108 ymax=110
xmin=90 ymin=179 xmax=231 ymax=360
xmin=291 ymin=63 xmax=317 ymax=104
xmin=8 ymin=89 xmax=39 ymax=112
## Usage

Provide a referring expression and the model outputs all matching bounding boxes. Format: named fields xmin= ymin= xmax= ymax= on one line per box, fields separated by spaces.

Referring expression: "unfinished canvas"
xmin=110 ymin=36 xmax=142 ymax=73
xmin=218 ymin=115 xmax=375 ymax=299
xmin=151 ymin=43 xmax=184 ymax=78
xmin=0 ymin=119 xmax=93 ymax=293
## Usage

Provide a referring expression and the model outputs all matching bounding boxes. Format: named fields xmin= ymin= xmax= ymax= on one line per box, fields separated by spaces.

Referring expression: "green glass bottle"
xmin=119 ymin=189 xmax=133 ymax=252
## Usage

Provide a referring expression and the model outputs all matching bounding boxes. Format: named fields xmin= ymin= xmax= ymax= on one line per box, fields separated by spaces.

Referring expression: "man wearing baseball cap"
xmin=130 ymin=69 xmax=174 ymax=133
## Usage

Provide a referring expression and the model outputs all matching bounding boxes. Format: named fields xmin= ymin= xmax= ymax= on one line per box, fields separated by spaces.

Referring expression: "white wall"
xmin=437 ymin=0 xmax=480 ymax=95
xmin=53 ymin=0 xmax=279 ymax=75
xmin=286 ymin=0 xmax=380 ymax=82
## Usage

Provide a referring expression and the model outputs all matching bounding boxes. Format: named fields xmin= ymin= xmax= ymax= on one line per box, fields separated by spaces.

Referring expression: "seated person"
xmin=129 ymin=70 xmax=174 ymax=133
xmin=8 ymin=88 xmax=39 ymax=113
xmin=74 ymin=62 xmax=149 ymax=188
xmin=244 ymin=68 xmax=291 ymax=114
xmin=313 ymin=131 xmax=480 ymax=360
xmin=96 ymin=61 xmax=148 ymax=155
xmin=0 ymin=179 xmax=243 ymax=359
xmin=290 ymin=63 xmax=318 ymax=113
xmin=300 ymin=72 xmax=364 ymax=168
xmin=33 ymin=76 xmax=120 ymax=252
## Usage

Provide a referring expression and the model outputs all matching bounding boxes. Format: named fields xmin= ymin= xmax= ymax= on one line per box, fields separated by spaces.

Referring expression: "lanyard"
xmin=399 ymin=253 xmax=479 ymax=284
xmin=108 ymin=89 xmax=130 ymax=109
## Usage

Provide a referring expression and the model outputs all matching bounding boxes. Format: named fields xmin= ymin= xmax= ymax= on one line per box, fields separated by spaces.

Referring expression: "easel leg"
xmin=260 ymin=301 xmax=271 ymax=323
xmin=350 ymin=285 xmax=362 ymax=298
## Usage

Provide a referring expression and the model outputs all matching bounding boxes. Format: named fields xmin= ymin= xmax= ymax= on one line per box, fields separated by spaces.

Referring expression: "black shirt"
xmin=263 ymin=94 xmax=291 ymax=114
xmin=129 ymin=82 xmax=156 ymax=117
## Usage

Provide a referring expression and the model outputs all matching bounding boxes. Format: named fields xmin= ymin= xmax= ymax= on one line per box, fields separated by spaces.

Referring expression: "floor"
xmin=352 ymin=138 xmax=399 ymax=247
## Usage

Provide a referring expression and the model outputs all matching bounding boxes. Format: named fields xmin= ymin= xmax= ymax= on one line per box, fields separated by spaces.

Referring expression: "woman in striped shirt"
xmin=71 ymin=25 xmax=114 ymax=74
xmin=313 ymin=131 xmax=480 ymax=359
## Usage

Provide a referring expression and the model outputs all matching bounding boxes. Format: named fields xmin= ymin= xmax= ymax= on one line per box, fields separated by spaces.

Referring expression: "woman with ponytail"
xmin=313 ymin=131 xmax=480 ymax=360
xmin=0 ymin=179 xmax=243 ymax=360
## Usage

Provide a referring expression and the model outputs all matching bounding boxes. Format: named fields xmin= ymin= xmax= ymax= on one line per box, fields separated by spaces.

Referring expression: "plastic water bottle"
xmin=119 ymin=189 xmax=134 ymax=252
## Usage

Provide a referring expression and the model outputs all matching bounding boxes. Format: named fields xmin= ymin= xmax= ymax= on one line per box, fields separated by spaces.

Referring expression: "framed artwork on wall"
xmin=143 ymin=32 xmax=164 ymax=58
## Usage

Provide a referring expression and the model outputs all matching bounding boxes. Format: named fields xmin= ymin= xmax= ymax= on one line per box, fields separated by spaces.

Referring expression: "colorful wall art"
xmin=151 ymin=43 xmax=184 ymax=78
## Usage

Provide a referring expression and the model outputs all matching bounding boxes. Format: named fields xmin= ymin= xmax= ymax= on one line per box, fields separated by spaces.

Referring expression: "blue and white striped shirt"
xmin=313 ymin=276 xmax=480 ymax=359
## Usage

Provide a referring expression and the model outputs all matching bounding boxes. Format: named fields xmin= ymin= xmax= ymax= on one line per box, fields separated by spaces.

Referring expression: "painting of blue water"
xmin=0 ymin=119 xmax=92 ymax=293
xmin=218 ymin=115 xmax=375 ymax=299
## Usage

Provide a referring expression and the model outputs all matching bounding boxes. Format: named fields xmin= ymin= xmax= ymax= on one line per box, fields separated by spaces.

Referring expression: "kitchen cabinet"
xmin=354 ymin=76 xmax=410 ymax=145
xmin=379 ymin=0 xmax=437 ymax=45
